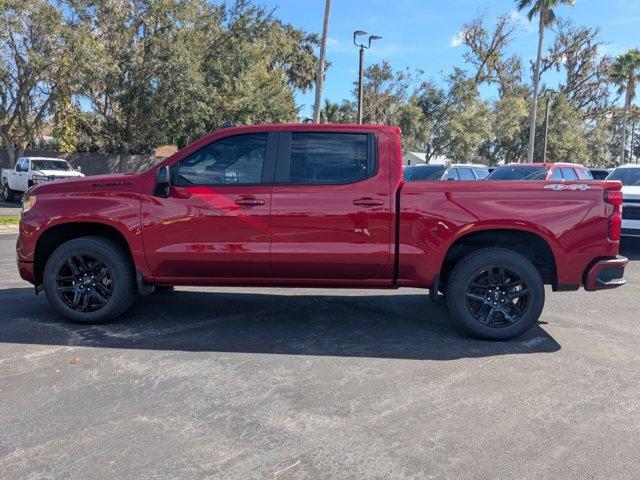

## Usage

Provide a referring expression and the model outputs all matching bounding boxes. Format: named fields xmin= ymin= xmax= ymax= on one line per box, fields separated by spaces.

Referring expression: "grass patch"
xmin=0 ymin=216 xmax=20 ymax=225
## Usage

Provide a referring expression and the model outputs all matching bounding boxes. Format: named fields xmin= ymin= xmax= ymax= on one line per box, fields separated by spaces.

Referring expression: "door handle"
xmin=235 ymin=197 xmax=265 ymax=206
xmin=353 ymin=197 xmax=384 ymax=206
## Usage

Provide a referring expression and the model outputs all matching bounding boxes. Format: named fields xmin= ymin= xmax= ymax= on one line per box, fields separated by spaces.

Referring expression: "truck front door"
xmin=270 ymin=131 xmax=393 ymax=281
xmin=141 ymin=132 xmax=277 ymax=279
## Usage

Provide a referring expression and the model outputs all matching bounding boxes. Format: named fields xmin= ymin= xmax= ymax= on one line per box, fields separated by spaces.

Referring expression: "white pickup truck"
xmin=2 ymin=156 xmax=85 ymax=201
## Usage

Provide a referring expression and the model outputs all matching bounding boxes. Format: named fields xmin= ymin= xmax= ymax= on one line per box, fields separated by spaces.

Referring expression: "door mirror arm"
xmin=154 ymin=165 xmax=171 ymax=198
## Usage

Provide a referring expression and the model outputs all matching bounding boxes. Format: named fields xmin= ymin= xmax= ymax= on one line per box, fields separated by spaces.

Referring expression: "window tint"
xmin=488 ymin=166 xmax=548 ymax=180
xmin=607 ymin=168 xmax=640 ymax=186
xmin=458 ymin=168 xmax=475 ymax=181
xmin=473 ymin=168 xmax=490 ymax=179
xmin=551 ymin=168 xmax=563 ymax=181
xmin=560 ymin=167 xmax=578 ymax=180
xmin=444 ymin=168 xmax=459 ymax=180
xmin=177 ymin=134 xmax=267 ymax=186
xmin=289 ymin=133 xmax=373 ymax=184
xmin=403 ymin=165 xmax=445 ymax=181
xmin=578 ymin=168 xmax=593 ymax=180
xmin=31 ymin=160 xmax=72 ymax=171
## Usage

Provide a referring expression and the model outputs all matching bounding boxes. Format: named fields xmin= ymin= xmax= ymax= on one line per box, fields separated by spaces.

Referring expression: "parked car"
xmin=17 ymin=124 xmax=627 ymax=340
xmin=487 ymin=162 xmax=593 ymax=181
xmin=606 ymin=164 xmax=640 ymax=238
xmin=403 ymin=163 xmax=490 ymax=181
xmin=589 ymin=168 xmax=610 ymax=180
xmin=2 ymin=157 xmax=84 ymax=202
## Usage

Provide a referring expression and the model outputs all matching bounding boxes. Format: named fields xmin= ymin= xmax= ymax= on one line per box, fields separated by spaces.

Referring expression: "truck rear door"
xmin=269 ymin=130 xmax=393 ymax=280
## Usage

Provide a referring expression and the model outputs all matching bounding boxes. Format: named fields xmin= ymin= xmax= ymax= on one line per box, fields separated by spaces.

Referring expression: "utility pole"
xmin=353 ymin=31 xmax=381 ymax=124
xmin=542 ymin=96 xmax=551 ymax=163
xmin=312 ymin=0 xmax=331 ymax=123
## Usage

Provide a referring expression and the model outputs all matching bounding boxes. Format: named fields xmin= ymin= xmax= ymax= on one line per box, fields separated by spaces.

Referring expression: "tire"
xmin=446 ymin=247 xmax=545 ymax=340
xmin=43 ymin=237 xmax=137 ymax=324
xmin=3 ymin=183 xmax=16 ymax=202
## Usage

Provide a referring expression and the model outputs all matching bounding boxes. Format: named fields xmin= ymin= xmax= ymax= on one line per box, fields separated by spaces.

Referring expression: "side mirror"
xmin=75 ymin=166 xmax=82 ymax=172
xmin=154 ymin=166 xmax=171 ymax=197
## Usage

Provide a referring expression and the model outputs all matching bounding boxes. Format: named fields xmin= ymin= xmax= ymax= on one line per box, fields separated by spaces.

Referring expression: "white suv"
xmin=607 ymin=164 xmax=640 ymax=237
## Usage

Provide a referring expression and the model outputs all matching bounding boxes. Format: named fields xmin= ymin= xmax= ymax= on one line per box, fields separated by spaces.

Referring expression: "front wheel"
xmin=3 ymin=183 xmax=16 ymax=202
xmin=43 ymin=237 xmax=137 ymax=324
xmin=446 ymin=248 xmax=545 ymax=340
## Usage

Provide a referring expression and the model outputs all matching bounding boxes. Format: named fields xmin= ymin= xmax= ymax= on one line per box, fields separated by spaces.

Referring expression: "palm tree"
xmin=611 ymin=50 xmax=640 ymax=164
xmin=516 ymin=0 xmax=575 ymax=162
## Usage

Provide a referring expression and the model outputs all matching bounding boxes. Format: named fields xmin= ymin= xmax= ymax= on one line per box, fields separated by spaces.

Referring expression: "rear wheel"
xmin=3 ymin=183 xmax=16 ymax=202
xmin=43 ymin=237 xmax=136 ymax=324
xmin=446 ymin=248 xmax=545 ymax=340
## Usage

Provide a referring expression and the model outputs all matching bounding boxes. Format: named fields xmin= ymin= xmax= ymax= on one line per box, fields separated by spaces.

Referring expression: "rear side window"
xmin=176 ymin=133 xmax=268 ymax=186
xmin=578 ymin=168 xmax=593 ymax=180
xmin=473 ymin=168 xmax=490 ymax=179
xmin=560 ymin=168 xmax=578 ymax=180
xmin=551 ymin=168 xmax=563 ymax=181
xmin=458 ymin=168 xmax=475 ymax=181
xmin=403 ymin=165 xmax=445 ymax=181
xmin=444 ymin=168 xmax=459 ymax=180
xmin=286 ymin=133 xmax=374 ymax=184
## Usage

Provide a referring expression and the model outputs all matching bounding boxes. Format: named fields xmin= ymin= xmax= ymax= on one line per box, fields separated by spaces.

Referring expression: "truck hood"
xmin=31 ymin=171 xmax=147 ymax=195
xmin=34 ymin=169 xmax=85 ymax=178
xmin=622 ymin=185 xmax=640 ymax=200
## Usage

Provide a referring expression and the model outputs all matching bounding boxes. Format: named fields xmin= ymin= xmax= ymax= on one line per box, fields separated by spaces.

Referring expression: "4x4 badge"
xmin=545 ymin=184 xmax=591 ymax=191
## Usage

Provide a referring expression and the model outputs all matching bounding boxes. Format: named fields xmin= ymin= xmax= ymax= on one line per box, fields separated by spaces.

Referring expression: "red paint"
xmin=17 ymin=124 xmax=625 ymax=293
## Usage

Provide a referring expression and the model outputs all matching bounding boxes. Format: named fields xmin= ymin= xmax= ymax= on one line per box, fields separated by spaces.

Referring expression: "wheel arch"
xmin=34 ymin=221 xmax=135 ymax=286
xmin=439 ymin=228 xmax=558 ymax=289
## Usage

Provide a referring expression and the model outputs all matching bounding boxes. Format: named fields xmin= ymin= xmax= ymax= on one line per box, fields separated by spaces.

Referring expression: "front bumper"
xmin=17 ymin=260 xmax=36 ymax=285
xmin=584 ymin=256 xmax=628 ymax=291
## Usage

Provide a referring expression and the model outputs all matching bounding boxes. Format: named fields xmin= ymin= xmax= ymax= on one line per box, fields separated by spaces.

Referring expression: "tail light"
xmin=604 ymin=189 xmax=623 ymax=241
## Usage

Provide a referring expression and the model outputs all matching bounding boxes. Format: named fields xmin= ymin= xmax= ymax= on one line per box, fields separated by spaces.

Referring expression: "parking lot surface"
xmin=0 ymin=232 xmax=639 ymax=480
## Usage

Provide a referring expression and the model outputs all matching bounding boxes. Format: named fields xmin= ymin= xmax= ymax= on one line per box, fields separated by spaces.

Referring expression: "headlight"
xmin=22 ymin=194 xmax=36 ymax=213
xmin=32 ymin=174 xmax=48 ymax=184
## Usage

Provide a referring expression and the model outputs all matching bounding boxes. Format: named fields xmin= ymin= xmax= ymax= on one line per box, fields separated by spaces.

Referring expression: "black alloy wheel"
xmin=55 ymin=254 xmax=114 ymax=313
xmin=464 ymin=266 xmax=530 ymax=328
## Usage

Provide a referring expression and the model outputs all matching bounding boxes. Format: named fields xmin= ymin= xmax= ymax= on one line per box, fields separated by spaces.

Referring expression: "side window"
xmin=561 ymin=167 xmax=578 ymax=181
xmin=473 ymin=168 xmax=490 ymax=180
xmin=444 ymin=168 xmax=459 ymax=180
xmin=286 ymin=132 xmax=374 ymax=184
xmin=458 ymin=168 xmax=475 ymax=181
xmin=551 ymin=168 xmax=563 ymax=181
xmin=176 ymin=134 xmax=268 ymax=186
xmin=578 ymin=168 xmax=592 ymax=180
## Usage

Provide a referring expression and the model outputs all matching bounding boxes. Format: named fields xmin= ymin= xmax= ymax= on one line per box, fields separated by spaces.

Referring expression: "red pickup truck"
xmin=17 ymin=124 xmax=627 ymax=340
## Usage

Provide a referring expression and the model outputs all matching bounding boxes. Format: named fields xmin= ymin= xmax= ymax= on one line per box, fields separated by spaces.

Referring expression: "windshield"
xmin=607 ymin=168 xmax=640 ymax=186
xmin=31 ymin=160 xmax=72 ymax=171
xmin=488 ymin=166 xmax=548 ymax=180
xmin=404 ymin=165 xmax=445 ymax=181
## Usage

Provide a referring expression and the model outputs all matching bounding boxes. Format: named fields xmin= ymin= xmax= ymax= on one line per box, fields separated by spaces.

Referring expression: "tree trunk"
xmin=0 ymin=132 xmax=16 ymax=167
xmin=620 ymin=87 xmax=631 ymax=165
xmin=118 ymin=153 xmax=130 ymax=173
xmin=527 ymin=13 xmax=546 ymax=163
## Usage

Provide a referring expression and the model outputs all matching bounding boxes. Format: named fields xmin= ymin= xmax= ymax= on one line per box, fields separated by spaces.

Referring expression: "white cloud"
xmin=450 ymin=30 xmax=464 ymax=48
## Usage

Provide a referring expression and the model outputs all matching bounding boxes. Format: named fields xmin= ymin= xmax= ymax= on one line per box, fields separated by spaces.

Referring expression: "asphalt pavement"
xmin=0 ymin=232 xmax=639 ymax=480
xmin=0 ymin=199 xmax=21 ymax=217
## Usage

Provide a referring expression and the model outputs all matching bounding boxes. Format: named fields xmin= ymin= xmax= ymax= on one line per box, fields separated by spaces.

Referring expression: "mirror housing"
xmin=75 ymin=166 xmax=82 ymax=172
xmin=154 ymin=166 xmax=171 ymax=197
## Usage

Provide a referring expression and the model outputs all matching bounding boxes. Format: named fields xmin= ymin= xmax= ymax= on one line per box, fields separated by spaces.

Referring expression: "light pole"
xmin=353 ymin=31 xmax=382 ymax=124
xmin=312 ymin=0 xmax=332 ymax=123
xmin=542 ymin=89 xmax=557 ymax=164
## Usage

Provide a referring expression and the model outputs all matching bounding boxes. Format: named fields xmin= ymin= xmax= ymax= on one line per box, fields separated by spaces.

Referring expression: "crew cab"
xmin=2 ymin=157 xmax=84 ymax=201
xmin=17 ymin=124 xmax=627 ymax=340
xmin=607 ymin=164 xmax=640 ymax=237
xmin=488 ymin=162 xmax=593 ymax=181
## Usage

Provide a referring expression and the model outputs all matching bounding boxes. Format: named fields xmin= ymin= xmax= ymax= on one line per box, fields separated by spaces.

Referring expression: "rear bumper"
xmin=584 ymin=256 xmax=628 ymax=291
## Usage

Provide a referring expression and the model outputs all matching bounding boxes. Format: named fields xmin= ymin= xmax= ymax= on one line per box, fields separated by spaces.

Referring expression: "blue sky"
xmin=259 ymin=0 xmax=640 ymax=117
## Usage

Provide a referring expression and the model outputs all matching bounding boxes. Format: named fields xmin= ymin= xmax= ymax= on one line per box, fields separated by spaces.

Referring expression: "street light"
xmin=353 ymin=31 xmax=382 ymax=124
xmin=542 ymin=89 xmax=557 ymax=164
